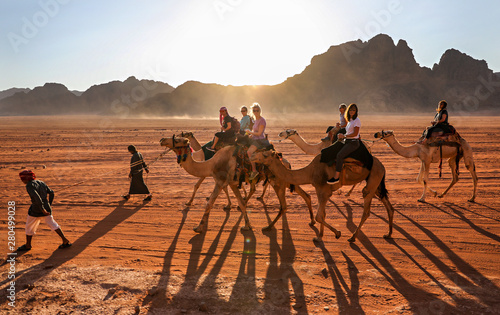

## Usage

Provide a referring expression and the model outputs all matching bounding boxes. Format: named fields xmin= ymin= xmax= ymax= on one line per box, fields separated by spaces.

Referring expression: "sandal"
xmin=17 ymin=244 xmax=31 ymax=251
xmin=58 ymin=243 xmax=72 ymax=249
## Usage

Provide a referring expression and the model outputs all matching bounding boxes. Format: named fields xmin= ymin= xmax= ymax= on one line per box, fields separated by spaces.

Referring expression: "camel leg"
xmin=314 ymin=186 xmax=340 ymax=242
xmin=262 ymin=183 xmax=287 ymax=231
xmin=194 ymin=184 xmax=222 ymax=233
xmin=243 ymin=182 xmax=257 ymax=206
xmin=463 ymin=152 xmax=478 ymax=202
xmin=438 ymin=158 xmax=460 ymax=199
xmin=186 ymin=177 xmax=205 ymax=206
xmin=380 ymin=196 xmax=395 ymax=239
xmin=345 ymin=184 xmax=356 ymax=197
xmin=257 ymin=182 xmax=269 ymax=201
xmin=222 ymin=186 xmax=232 ymax=210
xmin=294 ymin=185 xmax=315 ymax=226
xmin=418 ymin=161 xmax=437 ymax=202
xmin=348 ymin=173 xmax=381 ymax=242
xmin=229 ymin=184 xmax=252 ymax=231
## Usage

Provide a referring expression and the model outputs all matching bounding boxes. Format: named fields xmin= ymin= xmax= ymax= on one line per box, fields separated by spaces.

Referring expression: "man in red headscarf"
xmin=17 ymin=170 xmax=71 ymax=251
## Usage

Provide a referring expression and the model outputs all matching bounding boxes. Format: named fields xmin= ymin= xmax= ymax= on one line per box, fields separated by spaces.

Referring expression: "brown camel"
xmin=374 ymin=130 xmax=477 ymax=202
xmin=251 ymin=150 xmax=395 ymax=242
xmin=160 ymin=136 xmax=316 ymax=231
xmin=160 ymin=136 xmax=252 ymax=232
xmin=179 ymin=131 xmax=271 ymax=203
xmin=278 ymin=127 xmax=361 ymax=197
xmin=175 ymin=131 xmax=232 ymax=209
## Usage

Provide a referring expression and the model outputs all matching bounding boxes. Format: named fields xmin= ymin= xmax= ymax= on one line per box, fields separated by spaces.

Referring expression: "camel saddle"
xmin=427 ymin=125 xmax=462 ymax=147
xmin=319 ymin=140 xmax=373 ymax=171
xmin=232 ymin=135 xmax=274 ymax=187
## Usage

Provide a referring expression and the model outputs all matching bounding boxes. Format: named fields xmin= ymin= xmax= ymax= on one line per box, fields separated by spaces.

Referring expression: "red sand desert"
xmin=1 ymin=115 xmax=499 ymax=314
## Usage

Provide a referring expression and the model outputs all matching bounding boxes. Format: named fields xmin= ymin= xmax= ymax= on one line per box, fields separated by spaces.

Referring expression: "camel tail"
xmin=377 ymin=175 xmax=389 ymax=200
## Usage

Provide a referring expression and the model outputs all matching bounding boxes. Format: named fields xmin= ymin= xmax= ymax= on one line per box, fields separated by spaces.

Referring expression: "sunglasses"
xmin=253 ymin=109 xmax=259 ymax=112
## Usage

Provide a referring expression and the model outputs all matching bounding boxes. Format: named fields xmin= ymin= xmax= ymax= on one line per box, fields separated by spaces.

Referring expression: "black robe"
xmin=129 ymin=152 xmax=150 ymax=194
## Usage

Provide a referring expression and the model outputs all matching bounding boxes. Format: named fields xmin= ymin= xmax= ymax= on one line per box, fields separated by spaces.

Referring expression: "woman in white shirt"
xmin=327 ymin=103 xmax=361 ymax=184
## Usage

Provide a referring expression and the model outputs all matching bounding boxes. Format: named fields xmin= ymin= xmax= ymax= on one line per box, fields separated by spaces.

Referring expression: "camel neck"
xmin=384 ymin=136 xmax=420 ymax=158
xmin=289 ymin=134 xmax=328 ymax=155
xmin=268 ymin=156 xmax=315 ymax=185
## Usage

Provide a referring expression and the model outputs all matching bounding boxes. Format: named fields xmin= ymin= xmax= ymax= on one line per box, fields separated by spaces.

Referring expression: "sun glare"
xmin=161 ymin=1 xmax=329 ymax=87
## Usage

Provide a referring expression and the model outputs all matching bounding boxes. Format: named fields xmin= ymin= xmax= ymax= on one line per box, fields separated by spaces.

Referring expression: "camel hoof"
xmin=336 ymin=231 xmax=342 ymax=239
xmin=185 ymin=202 xmax=192 ymax=206
xmin=468 ymin=198 xmax=475 ymax=203
xmin=383 ymin=234 xmax=392 ymax=239
xmin=417 ymin=198 xmax=425 ymax=203
xmin=309 ymin=221 xmax=316 ymax=226
xmin=348 ymin=237 xmax=355 ymax=243
xmin=256 ymin=196 xmax=263 ymax=201
xmin=437 ymin=194 xmax=444 ymax=199
xmin=262 ymin=226 xmax=272 ymax=232
xmin=241 ymin=225 xmax=252 ymax=231
xmin=223 ymin=205 xmax=231 ymax=211
xmin=313 ymin=237 xmax=322 ymax=243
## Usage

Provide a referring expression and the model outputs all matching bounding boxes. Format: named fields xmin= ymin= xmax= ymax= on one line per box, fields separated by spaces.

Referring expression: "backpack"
xmin=231 ymin=117 xmax=241 ymax=132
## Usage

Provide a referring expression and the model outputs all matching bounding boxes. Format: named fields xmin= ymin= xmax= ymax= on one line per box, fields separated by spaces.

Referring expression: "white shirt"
xmin=345 ymin=117 xmax=361 ymax=139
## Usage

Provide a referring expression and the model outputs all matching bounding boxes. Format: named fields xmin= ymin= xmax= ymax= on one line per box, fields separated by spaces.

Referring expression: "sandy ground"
xmin=0 ymin=114 xmax=499 ymax=315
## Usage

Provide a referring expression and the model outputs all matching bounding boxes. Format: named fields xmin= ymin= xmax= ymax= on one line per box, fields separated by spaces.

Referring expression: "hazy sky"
xmin=1 ymin=0 xmax=499 ymax=91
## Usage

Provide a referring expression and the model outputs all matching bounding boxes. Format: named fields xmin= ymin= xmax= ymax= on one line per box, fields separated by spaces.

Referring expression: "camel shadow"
xmin=261 ymin=209 xmax=308 ymax=314
xmin=0 ymin=200 xmax=145 ymax=291
xmin=341 ymin=200 xmax=463 ymax=313
xmin=365 ymin=204 xmax=500 ymax=313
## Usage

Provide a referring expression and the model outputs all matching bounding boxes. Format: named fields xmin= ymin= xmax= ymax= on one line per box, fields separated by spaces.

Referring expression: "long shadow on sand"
xmin=354 ymin=200 xmax=500 ymax=314
xmin=338 ymin=200 xmax=464 ymax=313
xmin=0 ymin=200 xmax=145 ymax=292
xmin=262 ymin=210 xmax=308 ymax=314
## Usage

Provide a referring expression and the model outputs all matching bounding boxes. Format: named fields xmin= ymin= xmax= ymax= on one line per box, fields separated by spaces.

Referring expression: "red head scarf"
xmin=19 ymin=169 xmax=36 ymax=181
xmin=219 ymin=106 xmax=228 ymax=126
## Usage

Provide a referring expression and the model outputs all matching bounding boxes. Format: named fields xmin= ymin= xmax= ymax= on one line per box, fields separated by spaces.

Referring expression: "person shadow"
xmin=0 ymin=200 xmax=145 ymax=291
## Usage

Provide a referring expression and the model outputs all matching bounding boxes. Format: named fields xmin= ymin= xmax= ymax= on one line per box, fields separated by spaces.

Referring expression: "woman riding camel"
xmin=418 ymin=100 xmax=450 ymax=144
xmin=209 ymin=106 xmax=237 ymax=150
xmin=327 ymin=103 xmax=361 ymax=184
xmin=245 ymin=103 xmax=270 ymax=180
xmin=239 ymin=105 xmax=254 ymax=135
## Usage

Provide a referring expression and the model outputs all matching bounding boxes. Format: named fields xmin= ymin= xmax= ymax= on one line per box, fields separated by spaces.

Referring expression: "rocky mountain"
xmin=0 ymin=77 xmax=174 ymax=115
xmin=1 ymin=34 xmax=498 ymax=116
xmin=0 ymin=88 xmax=30 ymax=101
xmin=140 ymin=34 xmax=499 ymax=116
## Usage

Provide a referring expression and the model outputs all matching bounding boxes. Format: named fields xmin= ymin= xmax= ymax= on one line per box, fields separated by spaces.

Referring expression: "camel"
xmin=161 ymin=136 xmax=252 ymax=232
xmin=160 ymin=136 xmax=316 ymax=232
xmin=179 ymin=131 xmax=271 ymax=203
xmin=251 ymin=150 xmax=395 ymax=242
xmin=278 ymin=127 xmax=363 ymax=196
xmin=373 ymin=130 xmax=477 ymax=202
xmin=175 ymin=132 xmax=232 ymax=209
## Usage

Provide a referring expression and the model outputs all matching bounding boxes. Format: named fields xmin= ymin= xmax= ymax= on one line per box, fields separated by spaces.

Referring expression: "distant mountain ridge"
xmin=1 ymin=34 xmax=499 ymax=116
xmin=0 ymin=77 xmax=174 ymax=115
xmin=0 ymin=88 xmax=30 ymax=101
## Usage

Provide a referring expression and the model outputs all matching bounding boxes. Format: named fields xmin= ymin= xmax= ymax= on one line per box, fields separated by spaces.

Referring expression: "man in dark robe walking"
xmin=122 ymin=145 xmax=152 ymax=201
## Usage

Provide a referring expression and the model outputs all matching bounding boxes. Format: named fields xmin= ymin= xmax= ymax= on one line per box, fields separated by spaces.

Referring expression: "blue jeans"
xmin=336 ymin=139 xmax=360 ymax=173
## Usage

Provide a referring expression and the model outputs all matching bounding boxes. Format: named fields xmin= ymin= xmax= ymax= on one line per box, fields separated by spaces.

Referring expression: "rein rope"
xmin=57 ymin=148 xmax=171 ymax=192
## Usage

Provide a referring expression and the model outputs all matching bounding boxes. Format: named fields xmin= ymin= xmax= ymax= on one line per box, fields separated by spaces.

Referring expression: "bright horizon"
xmin=1 ymin=0 xmax=499 ymax=92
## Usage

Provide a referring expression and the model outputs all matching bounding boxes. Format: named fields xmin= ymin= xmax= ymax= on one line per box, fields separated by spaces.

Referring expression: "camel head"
xmin=373 ymin=130 xmax=394 ymax=140
xmin=278 ymin=129 xmax=298 ymax=140
xmin=160 ymin=135 xmax=189 ymax=149
xmin=250 ymin=150 xmax=279 ymax=165
xmin=178 ymin=131 xmax=194 ymax=139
